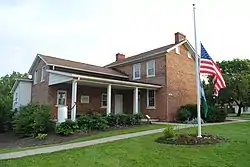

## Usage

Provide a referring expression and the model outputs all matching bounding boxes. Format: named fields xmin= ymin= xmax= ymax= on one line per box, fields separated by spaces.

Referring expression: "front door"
xmin=115 ymin=94 xmax=123 ymax=114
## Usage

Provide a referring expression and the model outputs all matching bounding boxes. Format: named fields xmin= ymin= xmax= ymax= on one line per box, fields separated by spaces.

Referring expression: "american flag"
xmin=200 ymin=43 xmax=226 ymax=96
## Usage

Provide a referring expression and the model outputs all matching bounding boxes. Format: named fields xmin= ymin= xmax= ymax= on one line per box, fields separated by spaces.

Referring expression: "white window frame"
xmin=57 ymin=90 xmax=67 ymax=106
xmin=187 ymin=51 xmax=192 ymax=59
xmin=41 ymin=66 xmax=46 ymax=82
xmin=101 ymin=93 xmax=107 ymax=108
xmin=133 ymin=63 xmax=141 ymax=80
xmin=176 ymin=47 xmax=180 ymax=54
xmin=34 ymin=70 xmax=38 ymax=85
xmin=146 ymin=60 xmax=155 ymax=77
xmin=147 ymin=89 xmax=156 ymax=109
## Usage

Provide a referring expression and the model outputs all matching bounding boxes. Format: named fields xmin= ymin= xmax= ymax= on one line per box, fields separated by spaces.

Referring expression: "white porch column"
xmin=133 ymin=87 xmax=139 ymax=114
xmin=71 ymin=80 xmax=77 ymax=121
xmin=107 ymin=84 xmax=112 ymax=115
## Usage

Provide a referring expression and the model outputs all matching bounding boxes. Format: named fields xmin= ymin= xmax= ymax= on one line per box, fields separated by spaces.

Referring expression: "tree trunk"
xmin=237 ymin=102 xmax=243 ymax=116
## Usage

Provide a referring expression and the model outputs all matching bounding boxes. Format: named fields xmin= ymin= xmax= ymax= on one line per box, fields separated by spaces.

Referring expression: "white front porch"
xmin=48 ymin=70 xmax=161 ymax=122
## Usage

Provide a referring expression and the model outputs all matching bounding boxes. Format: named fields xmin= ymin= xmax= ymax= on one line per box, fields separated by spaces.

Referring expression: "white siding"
xmin=49 ymin=73 xmax=73 ymax=85
xmin=12 ymin=81 xmax=32 ymax=110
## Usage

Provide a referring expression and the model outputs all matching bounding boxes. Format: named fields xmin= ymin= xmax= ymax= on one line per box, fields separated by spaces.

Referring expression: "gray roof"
xmin=105 ymin=43 xmax=176 ymax=67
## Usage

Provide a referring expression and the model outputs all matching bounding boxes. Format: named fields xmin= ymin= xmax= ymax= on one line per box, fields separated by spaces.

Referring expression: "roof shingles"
xmin=39 ymin=54 xmax=127 ymax=77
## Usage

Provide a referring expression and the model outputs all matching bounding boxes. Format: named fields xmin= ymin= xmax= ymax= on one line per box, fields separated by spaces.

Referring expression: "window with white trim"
xmin=101 ymin=93 xmax=107 ymax=107
xmin=41 ymin=66 xmax=46 ymax=82
xmin=57 ymin=90 xmax=67 ymax=105
xmin=187 ymin=51 xmax=192 ymax=59
xmin=147 ymin=90 xmax=155 ymax=108
xmin=146 ymin=60 xmax=155 ymax=77
xmin=133 ymin=63 xmax=141 ymax=79
xmin=34 ymin=70 xmax=38 ymax=85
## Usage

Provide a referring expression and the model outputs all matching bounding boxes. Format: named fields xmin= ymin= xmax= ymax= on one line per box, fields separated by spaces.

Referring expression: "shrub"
xmin=0 ymin=99 xmax=13 ymax=133
xmin=176 ymin=108 xmax=191 ymax=122
xmin=205 ymin=107 xmax=227 ymax=123
xmin=55 ymin=119 xmax=79 ymax=135
xmin=106 ymin=114 xmax=118 ymax=127
xmin=163 ymin=125 xmax=175 ymax=138
xmin=106 ymin=113 xmax=142 ymax=127
xmin=12 ymin=103 xmax=52 ymax=137
xmin=134 ymin=113 xmax=143 ymax=125
xmin=126 ymin=114 xmax=136 ymax=125
xmin=35 ymin=133 xmax=48 ymax=140
xmin=90 ymin=114 xmax=109 ymax=130
xmin=77 ymin=114 xmax=108 ymax=131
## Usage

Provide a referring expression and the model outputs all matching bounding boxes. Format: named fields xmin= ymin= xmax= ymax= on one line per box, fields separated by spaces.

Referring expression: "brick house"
xmin=12 ymin=32 xmax=196 ymax=122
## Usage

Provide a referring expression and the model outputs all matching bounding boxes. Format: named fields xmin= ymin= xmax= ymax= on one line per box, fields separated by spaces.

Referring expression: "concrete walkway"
xmin=0 ymin=118 xmax=248 ymax=160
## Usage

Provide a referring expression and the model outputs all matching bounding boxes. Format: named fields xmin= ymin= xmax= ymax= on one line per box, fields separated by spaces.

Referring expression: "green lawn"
xmin=0 ymin=124 xmax=167 ymax=154
xmin=1 ymin=122 xmax=250 ymax=167
xmin=228 ymin=113 xmax=250 ymax=119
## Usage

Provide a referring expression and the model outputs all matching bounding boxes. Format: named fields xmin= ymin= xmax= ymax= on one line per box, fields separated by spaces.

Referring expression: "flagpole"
xmin=193 ymin=4 xmax=202 ymax=138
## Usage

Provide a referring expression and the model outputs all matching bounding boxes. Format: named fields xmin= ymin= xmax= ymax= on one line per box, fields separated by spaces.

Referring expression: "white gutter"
xmin=47 ymin=70 xmax=162 ymax=89
xmin=48 ymin=63 xmax=129 ymax=79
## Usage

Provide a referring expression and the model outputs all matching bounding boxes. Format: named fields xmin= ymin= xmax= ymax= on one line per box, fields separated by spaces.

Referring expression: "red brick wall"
xmin=166 ymin=45 xmax=196 ymax=121
xmin=31 ymin=59 xmax=49 ymax=104
xmin=113 ymin=55 xmax=167 ymax=120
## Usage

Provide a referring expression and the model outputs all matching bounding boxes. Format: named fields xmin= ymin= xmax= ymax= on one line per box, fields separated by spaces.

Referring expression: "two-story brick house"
xmin=12 ymin=32 xmax=196 ymax=122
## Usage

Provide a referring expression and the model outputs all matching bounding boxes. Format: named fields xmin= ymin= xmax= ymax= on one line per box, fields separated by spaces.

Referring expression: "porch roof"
xmin=47 ymin=70 xmax=162 ymax=89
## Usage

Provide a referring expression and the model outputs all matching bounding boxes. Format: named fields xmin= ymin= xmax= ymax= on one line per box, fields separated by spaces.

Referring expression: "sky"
xmin=0 ymin=0 xmax=249 ymax=76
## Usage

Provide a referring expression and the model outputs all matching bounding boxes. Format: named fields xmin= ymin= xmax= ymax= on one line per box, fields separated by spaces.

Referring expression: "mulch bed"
xmin=0 ymin=125 xmax=147 ymax=148
xmin=155 ymin=134 xmax=227 ymax=145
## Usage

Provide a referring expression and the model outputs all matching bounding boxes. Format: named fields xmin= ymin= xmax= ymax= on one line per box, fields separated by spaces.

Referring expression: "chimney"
xmin=175 ymin=32 xmax=186 ymax=44
xmin=116 ymin=53 xmax=125 ymax=61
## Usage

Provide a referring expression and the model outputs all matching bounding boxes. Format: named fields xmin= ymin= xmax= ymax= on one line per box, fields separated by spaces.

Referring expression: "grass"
xmin=1 ymin=122 xmax=250 ymax=167
xmin=228 ymin=113 xmax=250 ymax=119
xmin=0 ymin=124 xmax=167 ymax=154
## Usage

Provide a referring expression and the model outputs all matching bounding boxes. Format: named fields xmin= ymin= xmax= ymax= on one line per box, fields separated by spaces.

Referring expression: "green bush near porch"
xmin=12 ymin=103 xmax=52 ymax=137
xmin=56 ymin=113 xmax=143 ymax=136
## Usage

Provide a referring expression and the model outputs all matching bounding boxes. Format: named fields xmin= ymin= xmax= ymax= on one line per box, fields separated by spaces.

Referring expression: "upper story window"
xmin=147 ymin=89 xmax=156 ymax=108
xmin=34 ymin=70 xmax=38 ymax=85
xmin=41 ymin=66 xmax=46 ymax=82
xmin=57 ymin=90 xmax=67 ymax=106
xmin=146 ymin=60 xmax=155 ymax=77
xmin=133 ymin=63 xmax=141 ymax=80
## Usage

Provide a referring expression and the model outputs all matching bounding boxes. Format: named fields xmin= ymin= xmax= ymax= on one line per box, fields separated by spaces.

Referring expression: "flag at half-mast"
xmin=200 ymin=43 xmax=226 ymax=96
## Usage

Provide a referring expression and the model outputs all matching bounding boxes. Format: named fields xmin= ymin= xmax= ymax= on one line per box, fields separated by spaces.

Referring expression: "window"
xmin=133 ymin=63 xmax=141 ymax=79
xmin=57 ymin=90 xmax=67 ymax=105
xmin=187 ymin=51 xmax=192 ymax=59
xmin=146 ymin=60 xmax=155 ymax=77
xmin=176 ymin=47 xmax=180 ymax=54
xmin=101 ymin=93 xmax=107 ymax=107
xmin=34 ymin=70 xmax=38 ymax=85
xmin=147 ymin=90 xmax=155 ymax=108
xmin=41 ymin=66 xmax=46 ymax=82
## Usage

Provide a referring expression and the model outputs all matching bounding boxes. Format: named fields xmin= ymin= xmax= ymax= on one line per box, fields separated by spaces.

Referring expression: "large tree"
xmin=205 ymin=59 xmax=250 ymax=116
xmin=0 ymin=71 xmax=28 ymax=132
